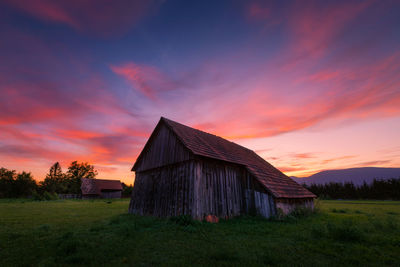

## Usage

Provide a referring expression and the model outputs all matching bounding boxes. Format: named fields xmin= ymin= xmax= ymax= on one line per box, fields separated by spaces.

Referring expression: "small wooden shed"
xmin=81 ymin=178 xmax=122 ymax=199
xmin=129 ymin=117 xmax=315 ymax=219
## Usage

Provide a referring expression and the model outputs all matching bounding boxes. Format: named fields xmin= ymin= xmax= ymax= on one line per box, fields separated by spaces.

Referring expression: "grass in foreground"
xmin=0 ymin=199 xmax=399 ymax=266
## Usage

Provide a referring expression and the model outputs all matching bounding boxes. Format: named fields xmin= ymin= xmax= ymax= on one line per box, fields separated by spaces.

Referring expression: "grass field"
xmin=1 ymin=199 xmax=399 ymax=266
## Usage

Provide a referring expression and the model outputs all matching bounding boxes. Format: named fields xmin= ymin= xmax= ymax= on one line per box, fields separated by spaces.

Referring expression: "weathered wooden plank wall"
xmin=135 ymin=124 xmax=192 ymax=172
xmin=129 ymin=160 xmax=195 ymax=217
xmin=130 ymin=157 xmax=278 ymax=219
xmin=243 ymin=172 xmax=276 ymax=217
xmin=192 ymin=159 xmax=246 ymax=219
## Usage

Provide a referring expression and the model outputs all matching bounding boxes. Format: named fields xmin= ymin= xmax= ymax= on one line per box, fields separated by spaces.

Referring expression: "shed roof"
xmin=134 ymin=117 xmax=315 ymax=199
xmin=81 ymin=178 xmax=122 ymax=195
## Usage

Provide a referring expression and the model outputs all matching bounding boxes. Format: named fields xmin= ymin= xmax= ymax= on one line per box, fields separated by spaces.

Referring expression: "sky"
xmin=1 ymin=0 xmax=400 ymax=185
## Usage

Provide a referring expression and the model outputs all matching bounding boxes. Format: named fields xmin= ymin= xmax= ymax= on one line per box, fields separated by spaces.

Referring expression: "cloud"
xmin=183 ymin=48 xmax=400 ymax=140
xmin=286 ymin=0 xmax=371 ymax=59
xmin=2 ymin=0 xmax=162 ymax=37
xmin=321 ymin=156 xmax=357 ymax=164
xmin=111 ymin=62 xmax=179 ymax=100
xmin=292 ymin=153 xmax=315 ymax=159
xmin=247 ymin=2 xmax=271 ymax=20
xmin=0 ymin=28 xmax=149 ymax=181
xmin=357 ymin=160 xmax=393 ymax=167
xmin=277 ymin=166 xmax=308 ymax=173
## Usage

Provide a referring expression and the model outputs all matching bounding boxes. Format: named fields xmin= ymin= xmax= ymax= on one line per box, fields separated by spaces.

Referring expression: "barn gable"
xmin=133 ymin=122 xmax=193 ymax=172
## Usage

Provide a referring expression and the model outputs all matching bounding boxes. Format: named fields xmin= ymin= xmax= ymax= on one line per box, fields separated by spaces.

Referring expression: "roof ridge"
xmin=161 ymin=117 xmax=256 ymax=153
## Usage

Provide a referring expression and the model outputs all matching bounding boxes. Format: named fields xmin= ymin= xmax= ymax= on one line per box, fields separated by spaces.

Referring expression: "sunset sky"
xmin=1 ymin=0 xmax=400 ymax=185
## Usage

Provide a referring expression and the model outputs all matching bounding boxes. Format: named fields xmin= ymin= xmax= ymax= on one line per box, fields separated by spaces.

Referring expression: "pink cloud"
xmin=322 ymin=156 xmax=357 ymax=164
xmin=286 ymin=1 xmax=372 ymax=60
xmin=175 ymin=48 xmax=400 ymax=140
xmin=111 ymin=62 xmax=179 ymax=100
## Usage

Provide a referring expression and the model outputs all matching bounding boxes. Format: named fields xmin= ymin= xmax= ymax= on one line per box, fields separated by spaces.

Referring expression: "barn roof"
xmin=81 ymin=178 xmax=122 ymax=195
xmin=134 ymin=117 xmax=315 ymax=199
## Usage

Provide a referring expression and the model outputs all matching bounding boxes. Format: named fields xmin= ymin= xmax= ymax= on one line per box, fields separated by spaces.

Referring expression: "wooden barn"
xmin=129 ymin=117 xmax=315 ymax=219
xmin=81 ymin=178 xmax=123 ymax=199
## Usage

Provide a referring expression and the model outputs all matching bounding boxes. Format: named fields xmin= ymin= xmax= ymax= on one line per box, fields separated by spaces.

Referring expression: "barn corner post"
xmin=128 ymin=117 xmax=316 ymax=220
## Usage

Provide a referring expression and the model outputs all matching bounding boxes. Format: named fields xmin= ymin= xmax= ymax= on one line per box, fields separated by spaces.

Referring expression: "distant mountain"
xmin=291 ymin=167 xmax=400 ymax=186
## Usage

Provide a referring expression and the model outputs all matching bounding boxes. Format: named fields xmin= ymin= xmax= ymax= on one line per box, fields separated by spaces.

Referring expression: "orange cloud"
xmin=277 ymin=166 xmax=308 ymax=173
xmin=55 ymin=129 xmax=103 ymax=140
xmin=292 ymin=153 xmax=315 ymax=159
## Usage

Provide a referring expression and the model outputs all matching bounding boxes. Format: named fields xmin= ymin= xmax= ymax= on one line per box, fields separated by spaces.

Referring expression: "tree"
xmin=14 ymin=172 xmax=37 ymax=197
xmin=0 ymin=168 xmax=37 ymax=198
xmin=305 ymin=177 xmax=400 ymax=200
xmin=122 ymin=183 xmax=133 ymax=198
xmin=40 ymin=162 xmax=66 ymax=193
xmin=66 ymin=161 xmax=98 ymax=194
xmin=0 ymin=168 xmax=16 ymax=198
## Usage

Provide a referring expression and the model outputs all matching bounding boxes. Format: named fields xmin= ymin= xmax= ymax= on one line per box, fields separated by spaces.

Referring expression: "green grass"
xmin=1 ymin=199 xmax=399 ymax=266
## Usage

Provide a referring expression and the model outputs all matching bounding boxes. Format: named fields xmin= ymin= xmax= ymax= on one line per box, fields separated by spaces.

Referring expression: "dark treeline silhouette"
xmin=0 ymin=168 xmax=37 ymax=198
xmin=0 ymin=161 xmax=98 ymax=198
xmin=304 ymin=178 xmax=400 ymax=200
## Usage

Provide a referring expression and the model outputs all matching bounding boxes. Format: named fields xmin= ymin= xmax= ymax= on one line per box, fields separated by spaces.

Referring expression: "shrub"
xmin=290 ymin=206 xmax=314 ymax=218
xmin=32 ymin=191 xmax=44 ymax=201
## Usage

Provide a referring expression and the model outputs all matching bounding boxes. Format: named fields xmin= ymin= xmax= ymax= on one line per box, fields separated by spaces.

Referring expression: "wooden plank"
xmin=131 ymin=157 xmax=277 ymax=219
xmin=135 ymin=124 xmax=192 ymax=172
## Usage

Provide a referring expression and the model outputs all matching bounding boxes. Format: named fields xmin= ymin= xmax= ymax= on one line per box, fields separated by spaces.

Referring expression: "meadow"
xmin=0 ymin=199 xmax=399 ymax=266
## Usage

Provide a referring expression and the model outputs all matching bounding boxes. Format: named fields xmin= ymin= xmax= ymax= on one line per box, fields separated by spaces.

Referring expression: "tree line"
xmin=304 ymin=178 xmax=400 ymax=200
xmin=0 ymin=161 xmax=97 ymax=198
xmin=0 ymin=161 xmax=133 ymax=199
